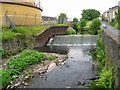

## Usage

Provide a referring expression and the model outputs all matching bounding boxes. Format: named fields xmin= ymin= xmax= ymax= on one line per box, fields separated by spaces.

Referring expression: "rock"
xmin=22 ymin=82 xmax=28 ymax=86
xmin=14 ymin=82 xmax=21 ymax=87
xmin=78 ymin=81 xmax=86 ymax=86
xmin=47 ymin=62 xmax=56 ymax=72
xmin=25 ymin=76 xmax=29 ymax=79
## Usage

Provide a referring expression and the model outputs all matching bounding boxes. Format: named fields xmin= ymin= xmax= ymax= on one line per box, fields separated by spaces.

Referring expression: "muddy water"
xmin=23 ymin=35 xmax=98 ymax=88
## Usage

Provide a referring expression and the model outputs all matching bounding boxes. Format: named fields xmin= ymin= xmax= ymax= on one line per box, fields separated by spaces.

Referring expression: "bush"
xmin=90 ymin=18 xmax=101 ymax=35
xmin=79 ymin=19 xmax=87 ymax=28
xmin=2 ymin=30 xmax=17 ymax=41
xmin=96 ymin=67 xmax=114 ymax=88
xmin=88 ymin=67 xmax=114 ymax=89
xmin=66 ymin=29 xmax=76 ymax=35
xmin=48 ymin=56 xmax=57 ymax=60
xmin=109 ymin=18 xmax=117 ymax=26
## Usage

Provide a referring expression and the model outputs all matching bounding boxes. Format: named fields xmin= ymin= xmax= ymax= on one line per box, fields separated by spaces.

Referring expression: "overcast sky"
xmin=35 ymin=0 xmax=119 ymax=20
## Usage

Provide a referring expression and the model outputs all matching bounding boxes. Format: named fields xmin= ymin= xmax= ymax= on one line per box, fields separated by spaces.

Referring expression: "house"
xmin=102 ymin=6 xmax=119 ymax=22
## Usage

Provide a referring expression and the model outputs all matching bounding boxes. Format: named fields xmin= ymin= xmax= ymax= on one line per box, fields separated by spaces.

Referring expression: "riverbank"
xmin=1 ymin=52 xmax=67 ymax=89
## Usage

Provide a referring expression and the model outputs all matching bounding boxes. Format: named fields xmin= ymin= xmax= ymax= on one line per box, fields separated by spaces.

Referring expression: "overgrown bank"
xmin=1 ymin=49 xmax=67 ymax=89
xmin=1 ymin=24 xmax=66 ymax=59
xmin=89 ymin=29 xmax=114 ymax=89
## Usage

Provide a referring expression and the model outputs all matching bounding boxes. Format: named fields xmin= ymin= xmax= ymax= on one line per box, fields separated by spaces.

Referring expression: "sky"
xmin=35 ymin=0 xmax=119 ymax=20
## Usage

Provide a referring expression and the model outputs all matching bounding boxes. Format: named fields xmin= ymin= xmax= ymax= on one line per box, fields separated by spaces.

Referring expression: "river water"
xmin=24 ymin=35 xmax=98 ymax=88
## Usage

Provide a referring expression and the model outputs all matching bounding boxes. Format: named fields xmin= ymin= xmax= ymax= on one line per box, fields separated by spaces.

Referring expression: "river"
xmin=21 ymin=35 xmax=98 ymax=88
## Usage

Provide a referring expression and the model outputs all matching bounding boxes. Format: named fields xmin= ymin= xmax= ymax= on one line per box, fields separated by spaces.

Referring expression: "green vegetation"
xmin=26 ymin=71 xmax=33 ymax=75
xmin=2 ymin=25 xmax=51 ymax=41
xmin=89 ymin=29 xmax=114 ymax=89
xmin=77 ymin=19 xmax=87 ymax=32
xmin=72 ymin=18 xmax=79 ymax=31
xmin=89 ymin=67 xmax=113 ymax=89
xmin=2 ymin=24 xmax=64 ymax=41
xmin=1 ymin=49 xmax=46 ymax=88
xmin=90 ymin=18 xmax=101 ymax=35
xmin=81 ymin=9 xmax=100 ymax=21
xmin=58 ymin=13 xmax=67 ymax=24
xmin=48 ymin=56 xmax=57 ymax=60
xmin=109 ymin=7 xmax=120 ymax=30
xmin=115 ymin=7 xmax=120 ymax=30
xmin=0 ymin=69 xmax=11 ymax=88
xmin=66 ymin=29 xmax=76 ymax=35
xmin=109 ymin=18 xmax=117 ymax=27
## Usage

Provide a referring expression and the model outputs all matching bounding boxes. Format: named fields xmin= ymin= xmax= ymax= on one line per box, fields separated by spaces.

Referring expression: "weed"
xmin=1 ymin=49 xmax=46 ymax=88
xmin=26 ymin=71 xmax=33 ymax=75
xmin=48 ymin=56 xmax=57 ymax=60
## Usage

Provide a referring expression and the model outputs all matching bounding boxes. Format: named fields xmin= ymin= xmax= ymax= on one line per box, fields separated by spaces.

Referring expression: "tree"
xmin=115 ymin=7 xmax=120 ymax=30
xmin=79 ymin=19 xmax=86 ymax=28
xmin=81 ymin=9 xmax=100 ymax=21
xmin=77 ymin=19 xmax=86 ymax=32
xmin=58 ymin=13 xmax=67 ymax=24
xmin=90 ymin=18 xmax=101 ymax=35
xmin=72 ymin=18 xmax=78 ymax=31
xmin=73 ymin=18 xmax=78 ymax=23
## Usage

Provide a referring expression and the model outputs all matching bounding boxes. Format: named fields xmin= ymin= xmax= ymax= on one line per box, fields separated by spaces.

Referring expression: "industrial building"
xmin=0 ymin=0 xmax=43 ymax=26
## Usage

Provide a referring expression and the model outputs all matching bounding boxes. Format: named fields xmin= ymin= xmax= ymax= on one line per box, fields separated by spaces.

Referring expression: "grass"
xmin=2 ymin=24 xmax=65 ymax=41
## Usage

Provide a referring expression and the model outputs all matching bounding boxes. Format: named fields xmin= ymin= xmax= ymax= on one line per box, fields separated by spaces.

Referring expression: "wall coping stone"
xmin=103 ymin=26 xmax=120 ymax=45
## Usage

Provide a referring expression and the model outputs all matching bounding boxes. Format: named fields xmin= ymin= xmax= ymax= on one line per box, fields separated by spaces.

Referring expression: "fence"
xmin=2 ymin=10 xmax=42 ymax=26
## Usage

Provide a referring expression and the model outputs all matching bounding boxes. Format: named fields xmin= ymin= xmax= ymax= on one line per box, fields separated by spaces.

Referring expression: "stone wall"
xmin=101 ymin=30 xmax=120 ymax=88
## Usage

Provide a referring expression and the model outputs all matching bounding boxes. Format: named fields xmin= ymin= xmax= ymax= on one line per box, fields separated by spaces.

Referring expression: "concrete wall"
xmin=2 ymin=26 xmax=68 ymax=55
xmin=1 ymin=2 xmax=42 ymax=25
xmin=35 ymin=26 xmax=68 ymax=47
xmin=101 ymin=30 xmax=120 ymax=88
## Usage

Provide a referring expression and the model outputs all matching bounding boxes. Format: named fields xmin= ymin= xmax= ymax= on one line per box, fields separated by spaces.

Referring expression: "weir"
xmin=24 ymin=35 xmax=99 ymax=88
xmin=47 ymin=35 xmax=98 ymax=46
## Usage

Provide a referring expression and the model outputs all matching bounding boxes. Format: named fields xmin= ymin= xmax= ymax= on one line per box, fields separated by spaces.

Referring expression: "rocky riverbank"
xmin=2 ymin=53 xmax=67 ymax=89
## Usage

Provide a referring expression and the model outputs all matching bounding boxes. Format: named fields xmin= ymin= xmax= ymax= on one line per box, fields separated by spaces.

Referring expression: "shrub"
xmin=96 ymin=67 xmax=114 ymax=88
xmin=66 ymin=29 xmax=76 ymax=35
xmin=90 ymin=18 xmax=101 ymax=35
xmin=88 ymin=67 xmax=114 ymax=89
xmin=48 ymin=56 xmax=57 ymax=60
xmin=2 ymin=30 xmax=16 ymax=41
xmin=0 ymin=69 xmax=11 ymax=88
xmin=79 ymin=19 xmax=87 ymax=28
xmin=109 ymin=18 xmax=117 ymax=26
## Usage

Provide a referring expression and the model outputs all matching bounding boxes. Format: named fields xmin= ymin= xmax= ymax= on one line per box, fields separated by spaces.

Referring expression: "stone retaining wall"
xmin=101 ymin=30 xmax=120 ymax=88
